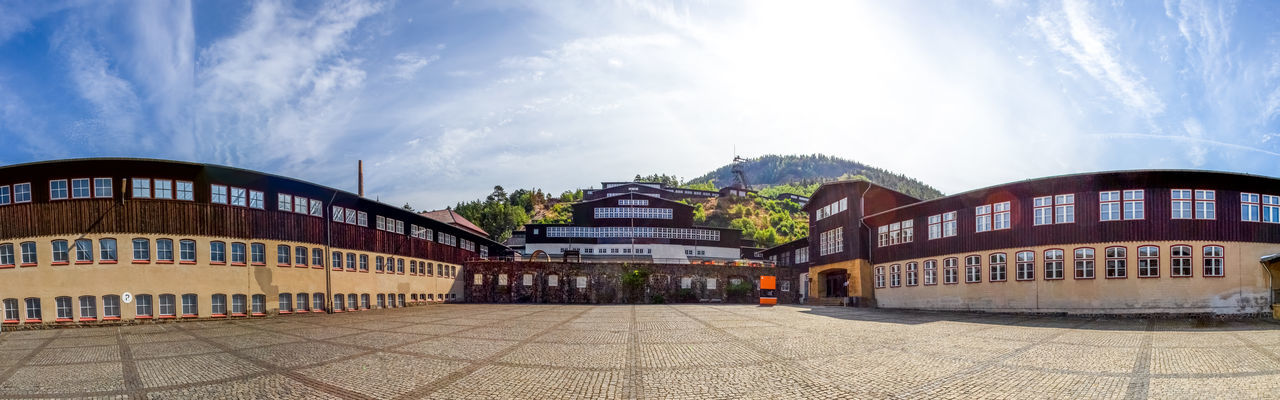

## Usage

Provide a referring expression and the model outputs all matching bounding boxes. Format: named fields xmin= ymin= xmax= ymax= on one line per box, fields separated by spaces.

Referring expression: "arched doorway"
xmin=530 ymin=250 xmax=551 ymax=262
xmin=819 ymin=269 xmax=848 ymax=298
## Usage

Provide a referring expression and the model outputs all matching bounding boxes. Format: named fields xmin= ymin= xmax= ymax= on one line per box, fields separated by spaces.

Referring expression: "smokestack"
xmin=358 ymin=160 xmax=364 ymax=197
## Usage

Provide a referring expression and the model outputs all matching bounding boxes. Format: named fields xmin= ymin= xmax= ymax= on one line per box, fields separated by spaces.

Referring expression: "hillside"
xmin=453 ymin=154 xmax=944 ymax=249
xmin=686 ymin=154 xmax=944 ymax=200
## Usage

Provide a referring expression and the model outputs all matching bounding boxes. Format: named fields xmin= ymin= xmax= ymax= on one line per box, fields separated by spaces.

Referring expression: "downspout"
xmin=324 ymin=191 xmax=337 ymax=314
xmin=858 ymin=183 xmax=873 ymax=304
xmin=1259 ymin=259 xmax=1275 ymax=312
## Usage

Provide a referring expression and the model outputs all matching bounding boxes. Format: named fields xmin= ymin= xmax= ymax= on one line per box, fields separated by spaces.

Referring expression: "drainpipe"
xmin=324 ymin=191 xmax=337 ymax=314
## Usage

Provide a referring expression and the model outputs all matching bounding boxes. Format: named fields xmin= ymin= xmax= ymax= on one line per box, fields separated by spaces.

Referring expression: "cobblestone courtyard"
xmin=1 ymin=304 xmax=1279 ymax=399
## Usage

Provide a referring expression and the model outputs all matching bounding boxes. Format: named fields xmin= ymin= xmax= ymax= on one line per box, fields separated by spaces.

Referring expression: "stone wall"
xmin=463 ymin=261 xmax=805 ymax=304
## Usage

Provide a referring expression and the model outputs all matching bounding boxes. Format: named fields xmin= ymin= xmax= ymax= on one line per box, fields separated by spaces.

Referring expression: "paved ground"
xmin=1 ymin=305 xmax=1279 ymax=399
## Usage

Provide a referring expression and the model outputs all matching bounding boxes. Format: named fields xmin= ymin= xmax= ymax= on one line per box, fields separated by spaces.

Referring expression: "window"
xmin=378 ymin=294 xmax=386 ymax=308
xmin=1073 ymin=248 xmax=1095 ymax=279
xmin=1242 ymin=193 xmax=1260 ymax=222
xmin=1016 ymin=251 xmax=1035 ymax=281
xmin=0 ymin=244 xmax=12 ymax=266
xmin=278 ymin=194 xmax=293 ymax=212
xmin=94 ymin=178 xmax=112 ymax=198
xmin=279 ymin=293 xmax=292 ymax=313
xmin=223 ymin=294 xmax=242 ymax=315
xmin=358 ymin=211 xmax=367 ymax=227
xmin=0 ymin=185 xmax=8 ymax=205
xmin=1033 ymin=196 xmax=1053 ymax=225
xmin=1195 ymin=190 xmax=1215 ymax=219
xmin=211 ymin=294 xmax=227 ymax=316
xmin=376 ymin=256 xmax=384 ymax=272
xmin=155 ymin=239 xmax=173 ymax=263
xmin=1138 ymin=246 xmax=1159 ymax=277
xmin=1171 ymin=189 xmax=1193 ymax=219
xmin=397 ymin=259 xmax=405 ymax=274
xmin=230 ymin=242 xmax=246 ymax=265
xmin=905 ymin=262 xmax=918 ymax=286
xmin=79 ymin=296 xmax=97 ymax=321
xmin=1048 ymin=195 xmax=1072 ymax=224
xmin=210 ymin=184 xmax=228 ymax=204
xmin=181 ymin=294 xmax=198 ymax=316
xmin=135 ymin=295 xmax=152 ymax=318
xmin=277 ymin=245 xmax=290 ymax=265
xmin=345 ymin=209 xmax=356 ymax=225
xmin=99 ymin=238 xmax=116 ymax=262
xmin=819 ymin=227 xmax=844 ymax=256
xmin=965 ymin=255 xmax=981 ymax=283
xmin=1100 ymin=191 xmax=1122 ymax=221
xmin=310 ymin=199 xmax=322 ymax=216
xmin=24 ymin=298 xmax=41 ymax=321
xmin=975 ymin=205 xmax=992 ymax=232
xmin=1203 ymin=246 xmax=1224 ymax=277
xmin=55 ymin=297 xmax=73 ymax=321
xmin=312 ymin=248 xmax=323 ymax=267
xmin=943 ymin=258 xmax=958 ymax=284
xmin=49 ymin=179 xmax=68 ymax=200
xmin=251 ymin=243 xmax=265 ymax=265
xmin=249 ymin=190 xmax=264 ymax=209
xmin=1044 ymin=249 xmax=1064 ymax=280
xmin=1171 ymin=245 xmax=1193 ymax=277
xmin=179 ymin=240 xmax=196 ymax=263
xmin=814 ymin=197 xmax=848 ymax=221
xmin=71 ymin=178 xmax=91 ymax=199
xmin=210 ymin=241 xmax=226 ymax=264
xmin=75 ymin=239 xmax=92 ymax=263
xmin=334 ymin=294 xmax=345 ymax=311
xmin=1264 ymin=195 xmax=1280 ymax=223
xmin=879 ymin=220 xmax=913 ymax=246
xmin=989 ymin=253 xmax=1007 ymax=282
xmin=1105 ymin=247 xmax=1127 ymax=278
xmin=154 ymin=180 xmax=173 ymax=199
xmin=332 ymin=206 xmax=345 ymax=222
xmin=158 ymin=294 xmax=176 ymax=317
xmin=889 ymin=264 xmax=901 ymax=287
xmin=874 ymin=266 xmax=885 ymax=288
xmin=131 ymin=239 xmax=149 ymax=262
xmin=20 ymin=242 xmax=36 ymax=265
xmin=313 ymin=293 xmax=324 ymax=312
xmin=361 ymin=294 xmax=370 ymax=309
xmin=13 ymin=183 xmax=30 ymax=203
xmin=922 ymin=260 xmax=937 ymax=285
xmin=294 ymin=196 xmax=309 ymax=214
xmin=296 ymin=247 xmax=308 ymax=265
xmin=377 ymin=216 xmax=386 ymax=230
xmin=398 ymin=294 xmax=406 ymax=307
xmin=993 ymin=201 xmax=1012 ymax=229
xmin=346 ymin=253 xmax=356 ymax=271
xmin=176 ymin=181 xmax=194 ymax=201
xmin=229 ymin=187 xmax=246 ymax=206
xmin=132 ymin=178 xmax=152 ymax=198
xmin=51 ymin=240 xmax=69 ymax=264
xmin=251 ymin=294 xmax=266 ymax=315
xmin=3 ymin=298 xmax=16 ymax=322
xmin=332 ymin=252 xmax=343 ymax=270
xmin=348 ymin=294 xmax=358 ymax=310
xmin=296 ymin=293 xmax=308 ymax=312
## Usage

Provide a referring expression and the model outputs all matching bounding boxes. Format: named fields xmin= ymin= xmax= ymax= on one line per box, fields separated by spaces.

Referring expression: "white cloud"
xmin=392 ymin=52 xmax=439 ymax=79
xmin=52 ymin=22 xmax=145 ymax=149
xmin=1033 ymin=0 xmax=1164 ymax=115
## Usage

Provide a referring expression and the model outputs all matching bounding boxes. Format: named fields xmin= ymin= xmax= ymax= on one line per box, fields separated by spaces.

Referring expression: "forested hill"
xmin=687 ymin=154 xmax=944 ymax=200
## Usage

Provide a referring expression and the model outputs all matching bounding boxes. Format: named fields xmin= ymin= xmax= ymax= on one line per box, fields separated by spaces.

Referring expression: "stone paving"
xmin=1 ymin=304 xmax=1279 ymax=399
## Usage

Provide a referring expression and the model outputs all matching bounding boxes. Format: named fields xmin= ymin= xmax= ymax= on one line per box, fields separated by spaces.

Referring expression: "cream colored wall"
xmin=872 ymin=240 xmax=1276 ymax=315
xmin=0 ymin=234 xmax=462 ymax=324
xmin=808 ymin=259 xmax=873 ymax=298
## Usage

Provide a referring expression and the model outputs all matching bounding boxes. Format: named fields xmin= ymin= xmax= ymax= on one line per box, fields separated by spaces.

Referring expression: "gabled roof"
xmin=802 ymin=179 xmax=921 ymax=211
xmin=420 ymin=209 xmax=489 ymax=237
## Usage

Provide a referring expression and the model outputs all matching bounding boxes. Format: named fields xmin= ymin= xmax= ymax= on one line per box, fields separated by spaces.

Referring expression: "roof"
xmin=420 ymin=209 xmax=489 ymax=237
xmin=861 ymin=168 xmax=1280 ymax=220
xmin=802 ymin=179 xmax=921 ymax=211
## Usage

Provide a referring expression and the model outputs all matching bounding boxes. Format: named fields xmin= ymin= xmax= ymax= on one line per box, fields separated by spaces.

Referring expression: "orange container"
xmin=759 ymin=276 xmax=777 ymax=306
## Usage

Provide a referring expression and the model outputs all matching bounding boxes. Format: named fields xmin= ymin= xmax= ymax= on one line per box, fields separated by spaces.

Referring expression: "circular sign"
xmin=122 ymin=292 xmax=133 ymax=303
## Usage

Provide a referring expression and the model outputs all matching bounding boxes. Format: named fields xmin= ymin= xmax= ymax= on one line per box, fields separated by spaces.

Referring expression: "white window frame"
xmin=210 ymin=184 xmax=229 ymax=204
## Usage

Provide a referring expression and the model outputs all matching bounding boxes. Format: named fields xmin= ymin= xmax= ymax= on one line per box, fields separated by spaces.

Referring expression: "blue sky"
xmin=1 ymin=0 xmax=1279 ymax=209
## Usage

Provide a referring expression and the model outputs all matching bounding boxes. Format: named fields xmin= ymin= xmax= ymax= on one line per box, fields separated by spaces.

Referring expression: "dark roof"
xmin=803 ymin=179 xmax=920 ymax=211
xmin=862 ymin=168 xmax=1280 ymax=220
xmin=421 ymin=209 xmax=489 ymax=237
